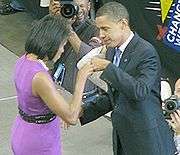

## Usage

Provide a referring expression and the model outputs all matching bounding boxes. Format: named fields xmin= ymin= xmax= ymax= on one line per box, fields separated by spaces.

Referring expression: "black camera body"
xmin=60 ymin=0 xmax=79 ymax=18
xmin=163 ymin=95 xmax=180 ymax=119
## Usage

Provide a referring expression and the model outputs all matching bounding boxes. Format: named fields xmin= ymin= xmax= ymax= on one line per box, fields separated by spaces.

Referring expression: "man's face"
xmin=74 ymin=0 xmax=90 ymax=24
xmin=95 ymin=15 xmax=125 ymax=48
xmin=175 ymin=79 xmax=180 ymax=98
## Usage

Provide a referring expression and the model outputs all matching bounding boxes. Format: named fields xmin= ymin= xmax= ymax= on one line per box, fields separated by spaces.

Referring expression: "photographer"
xmin=167 ymin=78 xmax=180 ymax=154
xmin=49 ymin=0 xmax=101 ymax=98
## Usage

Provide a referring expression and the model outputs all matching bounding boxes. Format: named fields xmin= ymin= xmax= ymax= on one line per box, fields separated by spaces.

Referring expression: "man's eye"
xmin=102 ymin=28 xmax=109 ymax=31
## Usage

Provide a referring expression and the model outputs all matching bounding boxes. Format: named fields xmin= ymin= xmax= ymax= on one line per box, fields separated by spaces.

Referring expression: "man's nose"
xmin=99 ymin=29 xmax=105 ymax=39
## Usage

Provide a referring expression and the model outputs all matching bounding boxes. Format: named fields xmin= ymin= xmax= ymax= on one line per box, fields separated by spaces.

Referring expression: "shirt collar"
xmin=118 ymin=31 xmax=134 ymax=52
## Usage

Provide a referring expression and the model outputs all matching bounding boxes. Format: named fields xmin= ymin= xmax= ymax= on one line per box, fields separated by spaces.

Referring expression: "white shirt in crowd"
xmin=40 ymin=0 xmax=50 ymax=7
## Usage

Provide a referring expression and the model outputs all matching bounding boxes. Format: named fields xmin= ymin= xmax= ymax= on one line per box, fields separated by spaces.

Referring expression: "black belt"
xmin=18 ymin=107 xmax=56 ymax=124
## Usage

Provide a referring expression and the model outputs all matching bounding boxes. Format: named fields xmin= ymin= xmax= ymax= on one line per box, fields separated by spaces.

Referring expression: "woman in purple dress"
xmin=11 ymin=14 xmax=94 ymax=155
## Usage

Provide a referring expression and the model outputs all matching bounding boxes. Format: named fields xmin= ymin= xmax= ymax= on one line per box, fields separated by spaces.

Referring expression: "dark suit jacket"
xmin=80 ymin=33 xmax=176 ymax=155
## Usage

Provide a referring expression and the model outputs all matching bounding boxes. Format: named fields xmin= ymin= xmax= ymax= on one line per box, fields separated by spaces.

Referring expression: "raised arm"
xmin=32 ymin=63 xmax=93 ymax=125
xmin=49 ymin=0 xmax=100 ymax=54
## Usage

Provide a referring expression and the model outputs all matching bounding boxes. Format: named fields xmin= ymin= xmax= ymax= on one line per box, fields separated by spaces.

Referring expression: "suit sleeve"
xmin=80 ymin=92 xmax=113 ymax=125
xmin=100 ymin=47 xmax=161 ymax=102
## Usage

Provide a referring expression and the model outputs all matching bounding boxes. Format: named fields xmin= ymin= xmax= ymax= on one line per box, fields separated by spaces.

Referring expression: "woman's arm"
xmin=32 ymin=63 xmax=93 ymax=125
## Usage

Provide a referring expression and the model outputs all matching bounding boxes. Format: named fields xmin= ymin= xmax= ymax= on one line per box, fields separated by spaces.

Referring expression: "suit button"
xmin=124 ymin=58 xmax=128 ymax=62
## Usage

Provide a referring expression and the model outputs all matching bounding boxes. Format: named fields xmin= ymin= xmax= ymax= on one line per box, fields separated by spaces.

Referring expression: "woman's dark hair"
xmin=25 ymin=14 xmax=70 ymax=60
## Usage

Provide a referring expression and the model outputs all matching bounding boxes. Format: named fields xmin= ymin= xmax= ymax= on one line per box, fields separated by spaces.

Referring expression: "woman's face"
xmin=52 ymin=40 xmax=67 ymax=63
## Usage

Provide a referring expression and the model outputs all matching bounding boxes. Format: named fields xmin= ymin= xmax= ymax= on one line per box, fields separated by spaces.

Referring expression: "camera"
xmin=163 ymin=95 xmax=180 ymax=119
xmin=53 ymin=63 xmax=66 ymax=85
xmin=60 ymin=0 xmax=79 ymax=18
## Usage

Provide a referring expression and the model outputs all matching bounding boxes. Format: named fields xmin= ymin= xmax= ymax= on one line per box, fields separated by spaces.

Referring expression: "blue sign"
xmin=163 ymin=0 xmax=180 ymax=52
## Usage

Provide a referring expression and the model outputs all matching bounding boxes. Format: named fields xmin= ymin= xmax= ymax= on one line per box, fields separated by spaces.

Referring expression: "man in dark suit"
xmin=93 ymin=0 xmax=180 ymax=90
xmin=80 ymin=2 xmax=176 ymax=155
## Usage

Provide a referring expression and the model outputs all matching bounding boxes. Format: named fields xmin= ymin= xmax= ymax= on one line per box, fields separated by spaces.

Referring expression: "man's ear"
xmin=118 ymin=18 xmax=129 ymax=30
xmin=118 ymin=18 xmax=128 ymax=25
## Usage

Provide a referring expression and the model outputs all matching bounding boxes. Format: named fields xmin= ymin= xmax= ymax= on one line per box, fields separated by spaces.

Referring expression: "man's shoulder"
xmin=134 ymin=32 xmax=156 ymax=51
xmin=130 ymin=32 xmax=160 ymax=60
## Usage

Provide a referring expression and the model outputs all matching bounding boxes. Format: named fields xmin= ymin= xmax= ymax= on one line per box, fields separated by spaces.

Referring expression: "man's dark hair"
xmin=96 ymin=2 xmax=129 ymax=22
xmin=25 ymin=14 xmax=70 ymax=60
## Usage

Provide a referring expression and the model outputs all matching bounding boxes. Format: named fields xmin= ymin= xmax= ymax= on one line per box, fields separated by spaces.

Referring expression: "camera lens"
xmin=165 ymin=100 xmax=177 ymax=112
xmin=61 ymin=4 xmax=75 ymax=18
xmin=60 ymin=2 xmax=79 ymax=18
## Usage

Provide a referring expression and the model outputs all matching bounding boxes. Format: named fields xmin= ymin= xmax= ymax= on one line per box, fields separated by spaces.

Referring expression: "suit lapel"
xmin=106 ymin=48 xmax=115 ymax=62
xmin=104 ymin=48 xmax=116 ymax=106
xmin=104 ymin=33 xmax=140 ymax=107
xmin=120 ymin=32 xmax=140 ymax=70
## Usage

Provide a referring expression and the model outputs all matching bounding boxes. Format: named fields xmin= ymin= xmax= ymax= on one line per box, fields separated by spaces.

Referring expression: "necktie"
xmin=113 ymin=48 xmax=122 ymax=67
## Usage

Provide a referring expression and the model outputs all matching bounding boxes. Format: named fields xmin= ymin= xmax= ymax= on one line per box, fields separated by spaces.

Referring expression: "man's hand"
xmin=91 ymin=57 xmax=111 ymax=71
xmin=169 ymin=110 xmax=180 ymax=135
xmin=49 ymin=0 xmax=61 ymax=15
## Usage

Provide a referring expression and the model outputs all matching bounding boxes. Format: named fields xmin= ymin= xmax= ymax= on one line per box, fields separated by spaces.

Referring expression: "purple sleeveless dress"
xmin=11 ymin=55 xmax=62 ymax=155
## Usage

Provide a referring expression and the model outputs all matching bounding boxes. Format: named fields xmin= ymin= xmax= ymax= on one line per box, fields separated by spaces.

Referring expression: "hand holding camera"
xmin=167 ymin=110 xmax=180 ymax=135
xmin=49 ymin=0 xmax=61 ymax=15
xmin=49 ymin=0 xmax=79 ymax=18
xmin=163 ymin=95 xmax=180 ymax=119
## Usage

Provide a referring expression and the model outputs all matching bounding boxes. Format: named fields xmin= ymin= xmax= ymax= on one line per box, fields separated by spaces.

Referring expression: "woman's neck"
xmin=26 ymin=53 xmax=49 ymax=71
xmin=26 ymin=53 xmax=39 ymax=61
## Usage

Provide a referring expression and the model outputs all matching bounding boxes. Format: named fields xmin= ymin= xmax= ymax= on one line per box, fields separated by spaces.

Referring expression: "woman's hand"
xmin=91 ymin=57 xmax=111 ymax=71
xmin=49 ymin=0 xmax=61 ymax=15
xmin=77 ymin=62 xmax=94 ymax=80
xmin=60 ymin=119 xmax=70 ymax=130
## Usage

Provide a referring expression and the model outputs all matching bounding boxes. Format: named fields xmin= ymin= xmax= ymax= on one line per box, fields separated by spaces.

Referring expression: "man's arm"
xmin=68 ymin=29 xmax=101 ymax=56
xmin=91 ymin=44 xmax=161 ymax=102
xmin=101 ymin=49 xmax=160 ymax=101
xmin=80 ymin=91 xmax=113 ymax=125
xmin=68 ymin=30 xmax=83 ymax=53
